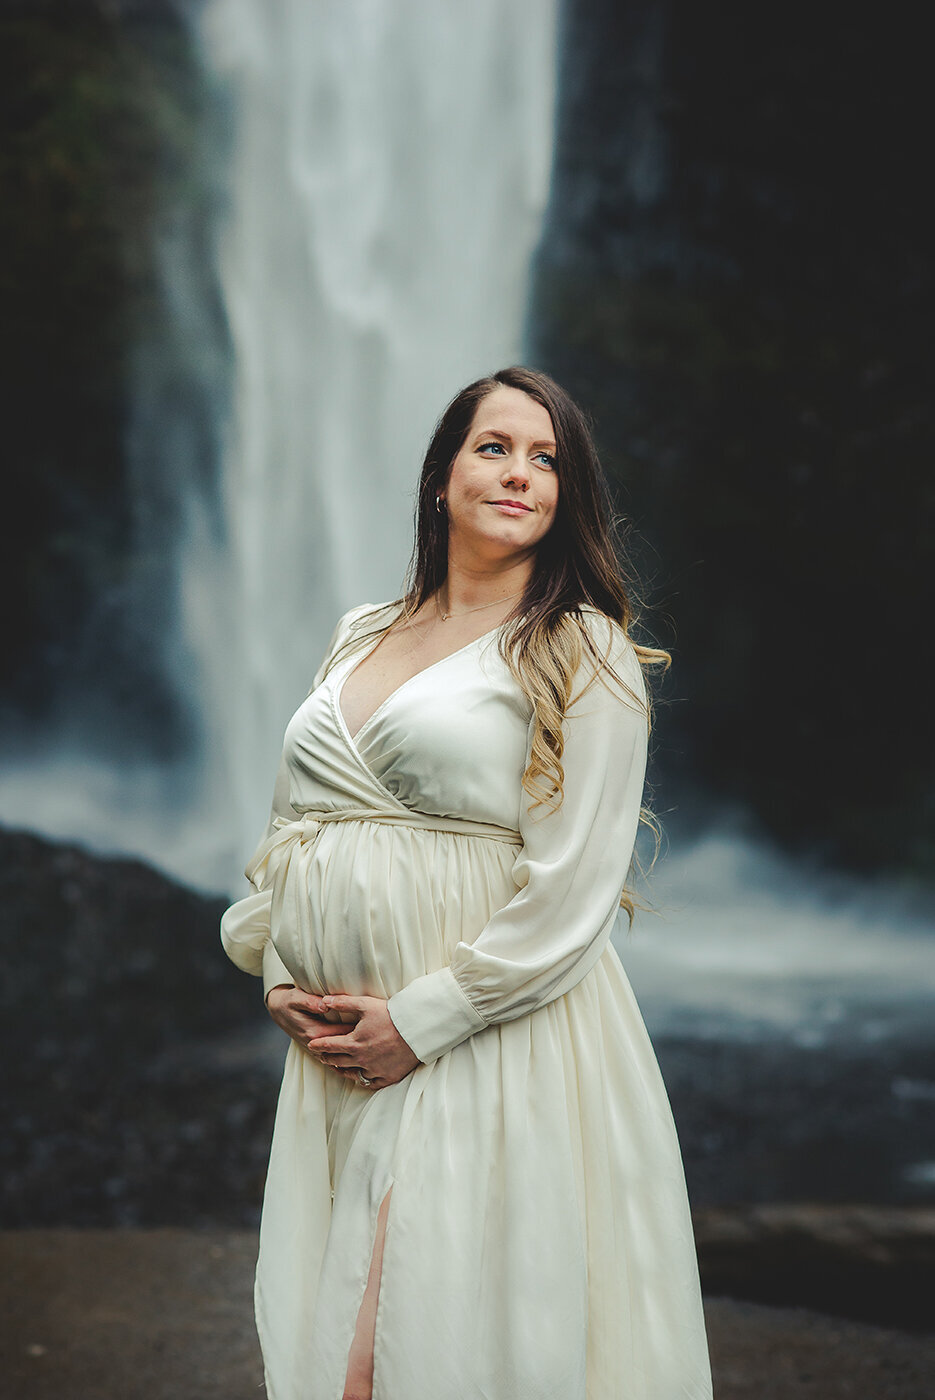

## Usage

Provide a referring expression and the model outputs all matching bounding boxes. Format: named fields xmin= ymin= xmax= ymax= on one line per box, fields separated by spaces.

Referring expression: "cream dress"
xmin=221 ymin=601 xmax=712 ymax=1400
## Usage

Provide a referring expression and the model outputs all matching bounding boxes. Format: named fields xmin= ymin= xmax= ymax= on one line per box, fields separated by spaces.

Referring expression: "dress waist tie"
xmin=246 ymin=807 xmax=522 ymax=891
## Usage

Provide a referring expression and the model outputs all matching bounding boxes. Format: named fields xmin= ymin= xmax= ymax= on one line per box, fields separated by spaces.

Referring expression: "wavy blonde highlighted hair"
xmin=325 ymin=367 xmax=670 ymax=922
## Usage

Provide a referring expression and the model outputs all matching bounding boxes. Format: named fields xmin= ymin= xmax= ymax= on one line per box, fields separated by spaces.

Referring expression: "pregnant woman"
xmin=221 ymin=366 xmax=712 ymax=1400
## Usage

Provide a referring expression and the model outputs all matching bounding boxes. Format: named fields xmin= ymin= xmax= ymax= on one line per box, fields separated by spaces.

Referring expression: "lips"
xmin=489 ymin=499 xmax=532 ymax=514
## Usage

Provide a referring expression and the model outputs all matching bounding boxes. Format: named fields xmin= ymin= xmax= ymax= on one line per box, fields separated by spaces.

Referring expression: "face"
xmin=439 ymin=386 xmax=559 ymax=562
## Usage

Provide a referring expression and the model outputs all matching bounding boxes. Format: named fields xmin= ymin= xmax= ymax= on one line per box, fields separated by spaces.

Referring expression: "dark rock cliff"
xmin=530 ymin=0 xmax=933 ymax=873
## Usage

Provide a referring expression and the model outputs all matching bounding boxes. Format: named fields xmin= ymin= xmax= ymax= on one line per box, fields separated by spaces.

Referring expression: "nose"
xmin=501 ymin=454 xmax=530 ymax=491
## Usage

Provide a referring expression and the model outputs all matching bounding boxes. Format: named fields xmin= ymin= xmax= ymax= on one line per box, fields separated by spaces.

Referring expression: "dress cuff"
xmin=262 ymin=941 xmax=295 ymax=1002
xmin=386 ymin=966 xmax=488 ymax=1064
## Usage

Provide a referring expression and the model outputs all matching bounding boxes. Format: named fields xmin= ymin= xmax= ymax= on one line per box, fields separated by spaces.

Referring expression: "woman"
xmin=221 ymin=367 xmax=713 ymax=1400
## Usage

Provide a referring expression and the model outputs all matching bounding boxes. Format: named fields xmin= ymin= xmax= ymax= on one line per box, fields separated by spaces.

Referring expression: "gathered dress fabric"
xmin=220 ymin=601 xmax=712 ymax=1400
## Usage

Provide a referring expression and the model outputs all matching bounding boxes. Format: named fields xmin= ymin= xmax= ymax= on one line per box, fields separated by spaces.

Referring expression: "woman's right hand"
xmin=265 ymin=984 xmax=356 ymax=1057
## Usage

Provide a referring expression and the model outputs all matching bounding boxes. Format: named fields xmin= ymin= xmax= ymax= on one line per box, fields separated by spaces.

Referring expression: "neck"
xmin=438 ymin=555 xmax=534 ymax=618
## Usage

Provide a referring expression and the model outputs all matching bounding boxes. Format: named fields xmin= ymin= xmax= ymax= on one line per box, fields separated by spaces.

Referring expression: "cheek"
xmin=448 ymin=463 xmax=486 ymax=503
xmin=540 ymin=482 xmax=559 ymax=526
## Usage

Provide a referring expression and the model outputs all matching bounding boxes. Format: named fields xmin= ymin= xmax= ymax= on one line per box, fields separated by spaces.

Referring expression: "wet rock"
xmin=0 ymin=826 xmax=279 ymax=1228
xmin=696 ymin=1204 xmax=935 ymax=1331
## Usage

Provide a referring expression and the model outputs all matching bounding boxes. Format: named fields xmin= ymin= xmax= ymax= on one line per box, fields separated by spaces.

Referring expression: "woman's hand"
xmin=307 ymin=994 xmax=421 ymax=1089
xmin=265 ymin=984 xmax=357 ymax=1057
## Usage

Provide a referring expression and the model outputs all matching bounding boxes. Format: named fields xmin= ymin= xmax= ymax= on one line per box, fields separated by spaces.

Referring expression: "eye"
xmin=478 ymin=441 xmax=556 ymax=469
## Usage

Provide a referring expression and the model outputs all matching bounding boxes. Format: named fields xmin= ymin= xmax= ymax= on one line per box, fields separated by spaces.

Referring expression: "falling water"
xmin=185 ymin=0 xmax=560 ymax=889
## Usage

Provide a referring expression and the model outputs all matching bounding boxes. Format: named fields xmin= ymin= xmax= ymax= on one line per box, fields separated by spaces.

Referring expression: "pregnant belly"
xmin=269 ymin=818 xmax=519 ymax=998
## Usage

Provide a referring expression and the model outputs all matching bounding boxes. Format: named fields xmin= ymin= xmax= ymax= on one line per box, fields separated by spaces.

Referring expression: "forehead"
xmin=469 ymin=385 xmax=555 ymax=439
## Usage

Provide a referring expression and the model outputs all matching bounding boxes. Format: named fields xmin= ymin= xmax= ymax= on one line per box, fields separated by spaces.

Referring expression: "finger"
xmin=282 ymin=991 xmax=323 ymax=1013
xmin=309 ymin=1046 xmax=359 ymax=1066
xmin=312 ymin=1036 xmax=359 ymax=1056
xmin=304 ymin=1019 xmax=355 ymax=1039
xmin=302 ymin=1039 xmax=349 ymax=1063
xmin=334 ymin=1066 xmax=383 ymax=1089
xmin=292 ymin=1002 xmax=331 ymax=1018
xmin=296 ymin=993 xmax=346 ymax=1021
xmin=320 ymin=994 xmax=367 ymax=1016
xmin=328 ymin=1062 xmax=365 ymax=1081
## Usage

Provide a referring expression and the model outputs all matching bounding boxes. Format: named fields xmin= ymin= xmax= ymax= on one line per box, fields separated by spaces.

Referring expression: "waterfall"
xmin=0 ymin=3 xmax=559 ymax=891
xmin=184 ymin=0 xmax=560 ymax=889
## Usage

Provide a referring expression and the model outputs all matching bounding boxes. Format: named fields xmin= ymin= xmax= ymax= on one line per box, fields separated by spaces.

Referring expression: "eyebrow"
xmin=473 ymin=428 xmax=556 ymax=451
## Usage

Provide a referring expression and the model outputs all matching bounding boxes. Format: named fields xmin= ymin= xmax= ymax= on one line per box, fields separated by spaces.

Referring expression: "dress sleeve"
xmin=386 ymin=615 xmax=650 ymax=1064
xmin=219 ymin=608 xmax=356 ymax=1000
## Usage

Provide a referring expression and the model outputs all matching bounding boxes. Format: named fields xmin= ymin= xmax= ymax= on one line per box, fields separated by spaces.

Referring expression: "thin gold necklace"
xmin=435 ymin=589 xmax=523 ymax=622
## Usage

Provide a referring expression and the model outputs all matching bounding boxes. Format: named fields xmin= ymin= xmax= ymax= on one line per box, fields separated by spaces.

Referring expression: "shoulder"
xmin=572 ymin=606 xmax=647 ymax=714
xmin=576 ymin=606 xmax=637 ymax=673
xmin=332 ymin=599 xmax=401 ymax=648
xmin=576 ymin=605 xmax=627 ymax=655
xmin=309 ymin=600 xmax=399 ymax=693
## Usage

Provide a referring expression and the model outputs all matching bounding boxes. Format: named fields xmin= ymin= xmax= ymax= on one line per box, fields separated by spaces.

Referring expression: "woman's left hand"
xmin=307 ymin=994 xmax=421 ymax=1089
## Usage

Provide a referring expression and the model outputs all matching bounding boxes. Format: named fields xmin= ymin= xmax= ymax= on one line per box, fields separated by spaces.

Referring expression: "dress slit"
xmin=342 ymin=1187 xmax=393 ymax=1400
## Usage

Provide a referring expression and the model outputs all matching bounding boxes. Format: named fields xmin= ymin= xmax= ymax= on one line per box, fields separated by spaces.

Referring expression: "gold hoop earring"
xmin=435 ymin=494 xmax=445 ymax=514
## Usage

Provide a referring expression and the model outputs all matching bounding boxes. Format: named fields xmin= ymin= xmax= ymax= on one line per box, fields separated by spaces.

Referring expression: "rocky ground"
xmin=2 ymin=1229 xmax=934 ymax=1400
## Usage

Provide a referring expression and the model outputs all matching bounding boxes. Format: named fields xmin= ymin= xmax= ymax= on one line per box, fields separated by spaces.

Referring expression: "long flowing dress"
xmin=221 ymin=600 xmax=713 ymax=1400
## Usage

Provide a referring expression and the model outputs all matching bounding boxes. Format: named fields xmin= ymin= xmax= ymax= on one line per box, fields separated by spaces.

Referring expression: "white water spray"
xmin=616 ymin=825 xmax=935 ymax=1042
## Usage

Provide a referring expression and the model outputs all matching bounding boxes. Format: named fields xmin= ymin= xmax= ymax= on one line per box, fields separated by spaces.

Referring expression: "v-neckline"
xmin=334 ymin=620 xmax=504 ymax=748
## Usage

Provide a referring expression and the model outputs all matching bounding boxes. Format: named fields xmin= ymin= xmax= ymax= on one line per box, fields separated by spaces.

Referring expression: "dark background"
xmin=530 ymin=0 xmax=933 ymax=873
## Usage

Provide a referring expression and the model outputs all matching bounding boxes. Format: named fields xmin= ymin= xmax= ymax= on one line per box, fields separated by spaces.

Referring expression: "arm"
xmin=219 ymin=749 xmax=299 ymax=1000
xmin=219 ymin=607 xmax=360 ymax=999
xmin=385 ymin=617 xmax=649 ymax=1064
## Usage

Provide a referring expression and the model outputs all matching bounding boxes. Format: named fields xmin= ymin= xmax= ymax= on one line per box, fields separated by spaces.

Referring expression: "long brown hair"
xmin=329 ymin=367 xmax=669 ymax=918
